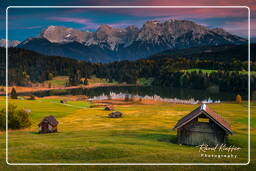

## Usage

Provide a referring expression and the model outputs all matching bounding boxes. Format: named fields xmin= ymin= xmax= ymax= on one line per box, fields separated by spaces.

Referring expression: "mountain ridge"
xmin=18 ymin=19 xmax=247 ymax=62
xmin=0 ymin=39 xmax=20 ymax=47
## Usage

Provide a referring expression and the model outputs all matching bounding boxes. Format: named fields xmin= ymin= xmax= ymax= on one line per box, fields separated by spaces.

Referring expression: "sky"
xmin=0 ymin=0 xmax=255 ymax=41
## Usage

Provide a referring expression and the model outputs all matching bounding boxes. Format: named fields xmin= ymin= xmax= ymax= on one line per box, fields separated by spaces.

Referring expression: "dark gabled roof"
xmin=105 ymin=105 xmax=114 ymax=109
xmin=110 ymin=111 xmax=122 ymax=115
xmin=173 ymin=104 xmax=232 ymax=134
xmin=38 ymin=115 xmax=58 ymax=127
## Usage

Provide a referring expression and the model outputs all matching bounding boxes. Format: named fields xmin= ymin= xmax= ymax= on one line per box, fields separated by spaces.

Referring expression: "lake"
xmin=20 ymin=86 xmax=246 ymax=102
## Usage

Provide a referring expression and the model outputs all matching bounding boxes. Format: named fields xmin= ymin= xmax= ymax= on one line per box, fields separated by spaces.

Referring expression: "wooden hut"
xmin=60 ymin=99 xmax=67 ymax=104
xmin=38 ymin=115 xmax=58 ymax=133
xmin=104 ymin=105 xmax=114 ymax=111
xmin=173 ymin=104 xmax=232 ymax=146
xmin=108 ymin=111 xmax=122 ymax=118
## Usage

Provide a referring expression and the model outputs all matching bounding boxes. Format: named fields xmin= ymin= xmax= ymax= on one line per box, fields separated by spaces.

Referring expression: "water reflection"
xmin=20 ymin=86 xmax=245 ymax=101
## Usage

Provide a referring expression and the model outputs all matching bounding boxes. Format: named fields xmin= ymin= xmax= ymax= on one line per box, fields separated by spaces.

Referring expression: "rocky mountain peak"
xmin=40 ymin=25 xmax=86 ymax=43
xmin=0 ymin=39 xmax=20 ymax=47
xmin=211 ymin=28 xmax=228 ymax=35
xmin=97 ymin=24 xmax=113 ymax=31
xmin=18 ymin=19 xmax=247 ymax=62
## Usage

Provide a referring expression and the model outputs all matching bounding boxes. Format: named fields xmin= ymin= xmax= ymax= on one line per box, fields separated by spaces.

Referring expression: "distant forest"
xmin=0 ymin=44 xmax=255 ymax=93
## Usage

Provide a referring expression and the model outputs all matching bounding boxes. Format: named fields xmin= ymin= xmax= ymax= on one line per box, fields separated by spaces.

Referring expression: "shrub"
xmin=252 ymin=91 xmax=256 ymax=101
xmin=0 ymin=87 xmax=4 ymax=92
xmin=0 ymin=104 xmax=31 ymax=130
xmin=28 ymin=95 xmax=36 ymax=100
xmin=47 ymin=73 xmax=54 ymax=80
xmin=124 ymin=94 xmax=129 ymax=101
xmin=84 ymin=78 xmax=88 ymax=85
xmin=0 ymin=109 xmax=5 ymax=130
xmin=107 ymin=94 xmax=112 ymax=100
xmin=236 ymin=94 xmax=242 ymax=104
xmin=10 ymin=88 xmax=17 ymax=99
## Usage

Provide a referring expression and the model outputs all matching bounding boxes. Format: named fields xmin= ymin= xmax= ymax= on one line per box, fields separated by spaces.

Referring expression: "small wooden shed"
xmin=38 ymin=115 xmax=58 ymax=134
xmin=104 ymin=105 xmax=114 ymax=111
xmin=108 ymin=111 xmax=122 ymax=118
xmin=173 ymin=104 xmax=232 ymax=146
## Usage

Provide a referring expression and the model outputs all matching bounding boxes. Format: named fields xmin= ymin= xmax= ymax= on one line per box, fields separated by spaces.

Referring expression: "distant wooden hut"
xmin=104 ymin=105 xmax=114 ymax=111
xmin=60 ymin=100 xmax=66 ymax=104
xmin=108 ymin=111 xmax=122 ymax=118
xmin=38 ymin=115 xmax=58 ymax=133
xmin=173 ymin=104 xmax=232 ymax=146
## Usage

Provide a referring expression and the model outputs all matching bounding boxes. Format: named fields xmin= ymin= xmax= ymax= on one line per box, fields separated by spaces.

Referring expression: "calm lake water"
xmin=22 ymin=86 xmax=247 ymax=101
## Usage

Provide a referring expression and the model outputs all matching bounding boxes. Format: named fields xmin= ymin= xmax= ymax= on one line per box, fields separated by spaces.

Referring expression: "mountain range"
xmin=0 ymin=39 xmax=20 ymax=47
xmin=17 ymin=19 xmax=247 ymax=62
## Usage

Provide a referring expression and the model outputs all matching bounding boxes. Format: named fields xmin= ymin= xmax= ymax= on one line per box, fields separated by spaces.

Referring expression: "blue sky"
xmin=0 ymin=0 xmax=255 ymax=41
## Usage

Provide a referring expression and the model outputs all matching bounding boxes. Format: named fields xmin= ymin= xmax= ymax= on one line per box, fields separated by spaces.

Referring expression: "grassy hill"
xmin=0 ymin=97 xmax=255 ymax=170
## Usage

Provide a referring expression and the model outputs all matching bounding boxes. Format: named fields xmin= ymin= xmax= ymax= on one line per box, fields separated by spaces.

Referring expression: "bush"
xmin=236 ymin=94 xmax=242 ymax=104
xmin=0 ymin=109 xmax=5 ymax=130
xmin=10 ymin=88 xmax=17 ymax=99
xmin=0 ymin=104 xmax=31 ymax=130
xmin=107 ymin=94 xmax=112 ymax=100
xmin=0 ymin=87 xmax=4 ymax=92
xmin=84 ymin=78 xmax=88 ymax=85
xmin=124 ymin=94 xmax=129 ymax=101
xmin=28 ymin=95 xmax=36 ymax=100
xmin=48 ymin=73 xmax=54 ymax=80
xmin=252 ymin=91 xmax=256 ymax=101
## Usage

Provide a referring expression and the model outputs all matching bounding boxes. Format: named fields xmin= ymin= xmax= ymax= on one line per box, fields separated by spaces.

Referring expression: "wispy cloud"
xmin=49 ymin=17 xmax=90 ymax=25
xmin=14 ymin=25 xmax=42 ymax=30
xmin=222 ymin=20 xmax=254 ymax=37
xmin=49 ymin=17 xmax=141 ymax=30
xmin=48 ymin=17 xmax=99 ymax=29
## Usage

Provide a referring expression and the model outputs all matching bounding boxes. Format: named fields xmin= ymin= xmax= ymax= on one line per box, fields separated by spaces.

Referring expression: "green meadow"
xmin=182 ymin=69 xmax=256 ymax=75
xmin=43 ymin=76 xmax=69 ymax=87
xmin=0 ymin=97 xmax=255 ymax=170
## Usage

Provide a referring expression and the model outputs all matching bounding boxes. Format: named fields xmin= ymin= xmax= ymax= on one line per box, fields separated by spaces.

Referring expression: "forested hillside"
xmin=149 ymin=44 xmax=256 ymax=61
xmin=0 ymin=45 xmax=255 ymax=93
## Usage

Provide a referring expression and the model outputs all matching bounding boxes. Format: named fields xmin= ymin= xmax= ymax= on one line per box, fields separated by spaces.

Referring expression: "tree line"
xmin=0 ymin=47 xmax=255 ymax=93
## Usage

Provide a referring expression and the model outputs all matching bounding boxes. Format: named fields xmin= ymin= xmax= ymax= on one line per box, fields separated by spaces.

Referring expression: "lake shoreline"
xmin=0 ymin=83 xmax=139 ymax=96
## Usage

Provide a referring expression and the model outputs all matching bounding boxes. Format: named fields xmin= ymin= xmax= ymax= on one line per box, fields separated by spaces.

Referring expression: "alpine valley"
xmin=17 ymin=19 xmax=246 ymax=63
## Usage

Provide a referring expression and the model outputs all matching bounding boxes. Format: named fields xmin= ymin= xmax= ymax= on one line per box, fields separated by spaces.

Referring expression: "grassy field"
xmin=43 ymin=76 xmax=69 ymax=87
xmin=183 ymin=69 xmax=256 ymax=75
xmin=43 ymin=76 xmax=114 ymax=88
xmin=0 ymin=96 xmax=255 ymax=170
xmin=88 ymin=76 xmax=118 ymax=85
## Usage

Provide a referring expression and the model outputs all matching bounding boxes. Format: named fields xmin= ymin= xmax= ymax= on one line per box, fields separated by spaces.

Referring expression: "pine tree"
xmin=84 ymin=78 xmax=88 ymax=85
xmin=10 ymin=88 xmax=17 ymax=99
xmin=69 ymin=70 xmax=81 ymax=86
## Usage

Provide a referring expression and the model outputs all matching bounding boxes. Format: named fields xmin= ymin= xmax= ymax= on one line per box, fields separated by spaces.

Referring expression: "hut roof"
xmin=173 ymin=104 xmax=232 ymax=134
xmin=38 ymin=115 xmax=58 ymax=127
xmin=111 ymin=111 xmax=122 ymax=115
xmin=105 ymin=105 xmax=114 ymax=110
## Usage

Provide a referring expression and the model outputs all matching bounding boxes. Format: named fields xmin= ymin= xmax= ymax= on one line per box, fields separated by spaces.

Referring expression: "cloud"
xmin=62 ymin=0 xmax=253 ymax=19
xmin=102 ymin=8 xmax=248 ymax=20
xmin=48 ymin=17 xmax=99 ymax=29
xmin=16 ymin=26 xmax=42 ymax=29
xmin=222 ymin=20 xmax=255 ymax=37
xmin=48 ymin=17 xmax=142 ymax=30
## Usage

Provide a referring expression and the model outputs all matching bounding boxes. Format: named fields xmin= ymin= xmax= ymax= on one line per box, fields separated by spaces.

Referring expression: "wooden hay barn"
xmin=104 ymin=105 xmax=114 ymax=111
xmin=108 ymin=111 xmax=122 ymax=118
xmin=38 ymin=115 xmax=58 ymax=134
xmin=173 ymin=104 xmax=232 ymax=146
